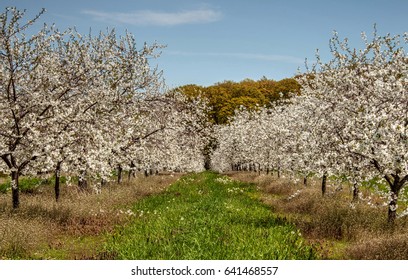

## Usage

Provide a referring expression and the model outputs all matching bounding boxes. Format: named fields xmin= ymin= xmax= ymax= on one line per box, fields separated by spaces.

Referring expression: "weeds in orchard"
xmin=228 ymin=172 xmax=408 ymax=259
xmin=0 ymin=173 xmax=179 ymax=259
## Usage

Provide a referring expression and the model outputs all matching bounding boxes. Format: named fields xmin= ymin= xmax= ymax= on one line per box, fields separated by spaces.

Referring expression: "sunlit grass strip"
xmin=103 ymin=171 xmax=316 ymax=259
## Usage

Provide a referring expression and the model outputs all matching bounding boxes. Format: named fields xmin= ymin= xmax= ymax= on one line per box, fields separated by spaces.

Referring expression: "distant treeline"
xmin=175 ymin=77 xmax=300 ymax=124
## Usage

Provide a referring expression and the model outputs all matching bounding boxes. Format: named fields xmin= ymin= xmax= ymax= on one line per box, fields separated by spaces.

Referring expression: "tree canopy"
xmin=175 ymin=77 xmax=300 ymax=124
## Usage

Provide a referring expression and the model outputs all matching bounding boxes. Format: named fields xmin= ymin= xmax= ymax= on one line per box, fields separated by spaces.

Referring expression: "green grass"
xmin=0 ymin=176 xmax=67 ymax=194
xmin=102 ymin=171 xmax=316 ymax=259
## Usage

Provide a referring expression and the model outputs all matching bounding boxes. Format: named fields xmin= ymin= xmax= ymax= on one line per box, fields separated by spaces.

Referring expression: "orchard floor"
xmin=1 ymin=171 xmax=408 ymax=259
xmin=101 ymin=171 xmax=315 ymax=259
xmin=227 ymin=171 xmax=408 ymax=260
xmin=0 ymin=173 xmax=180 ymax=259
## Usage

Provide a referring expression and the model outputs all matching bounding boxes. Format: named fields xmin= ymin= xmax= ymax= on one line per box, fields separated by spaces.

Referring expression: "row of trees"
xmin=0 ymin=8 xmax=209 ymax=208
xmin=175 ymin=78 xmax=302 ymax=169
xmin=212 ymin=29 xmax=408 ymax=224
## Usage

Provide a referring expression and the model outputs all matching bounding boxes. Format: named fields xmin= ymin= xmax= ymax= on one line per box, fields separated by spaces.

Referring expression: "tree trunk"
xmin=388 ymin=191 xmax=398 ymax=224
xmin=371 ymin=160 xmax=408 ymax=224
xmin=303 ymin=176 xmax=307 ymax=186
xmin=321 ymin=172 xmax=327 ymax=196
xmin=204 ymin=154 xmax=211 ymax=171
xmin=11 ymin=170 xmax=19 ymax=209
xmin=277 ymin=168 xmax=281 ymax=178
xmin=128 ymin=161 xmax=136 ymax=181
xmin=117 ymin=164 xmax=123 ymax=184
xmin=352 ymin=183 xmax=359 ymax=203
xmin=385 ymin=173 xmax=408 ymax=224
xmin=55 ymin=161 xmax=62 ymax=202
xmin=78 ymin=170 xmax=88 ymax=191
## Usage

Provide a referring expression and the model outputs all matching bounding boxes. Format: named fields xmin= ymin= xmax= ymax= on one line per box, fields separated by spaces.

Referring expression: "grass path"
xmin=102 ymin=172 xmax=316 ymax=259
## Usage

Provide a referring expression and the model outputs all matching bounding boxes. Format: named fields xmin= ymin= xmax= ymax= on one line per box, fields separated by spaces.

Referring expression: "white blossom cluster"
xmin=0 ymin=8 xmax=209 ymax=207
xmin=211 ymin=28 xmax=408 ymax=222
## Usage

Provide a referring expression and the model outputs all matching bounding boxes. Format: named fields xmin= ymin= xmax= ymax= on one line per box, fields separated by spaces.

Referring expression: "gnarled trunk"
xmin=388 ymin=191 xmax=398 ymax=224
xmin=371 ymin=160 xmax=408 ymax=224
xmin=386 ymin=174 xmax=408 ymax=224
xmin=385 ymin=174 xmax=408 ymax=224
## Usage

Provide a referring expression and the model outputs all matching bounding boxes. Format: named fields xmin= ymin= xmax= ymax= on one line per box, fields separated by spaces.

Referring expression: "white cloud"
xmin=165 ymin=50 xmax=306 ymax=64
xmin=81 ymin=8 xmax=222 ymax=26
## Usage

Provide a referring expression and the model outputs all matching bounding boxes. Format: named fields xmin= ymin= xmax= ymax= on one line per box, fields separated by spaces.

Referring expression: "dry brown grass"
xmin=0 ymin=172 xmax=180 ymax=259
xmin=345 ymin=233 xmax=408 ymax=259
xmin=226 ymin=171 xmax=408 ymax=259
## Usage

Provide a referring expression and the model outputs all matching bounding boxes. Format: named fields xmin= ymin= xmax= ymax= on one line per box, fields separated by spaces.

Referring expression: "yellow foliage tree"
xmin=176 ymin=77 xmax=299 ymax=124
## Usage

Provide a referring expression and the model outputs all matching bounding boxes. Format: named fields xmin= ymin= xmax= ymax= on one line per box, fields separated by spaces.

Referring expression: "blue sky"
xmin=2 ymin=0 xmax=407 ymax=87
